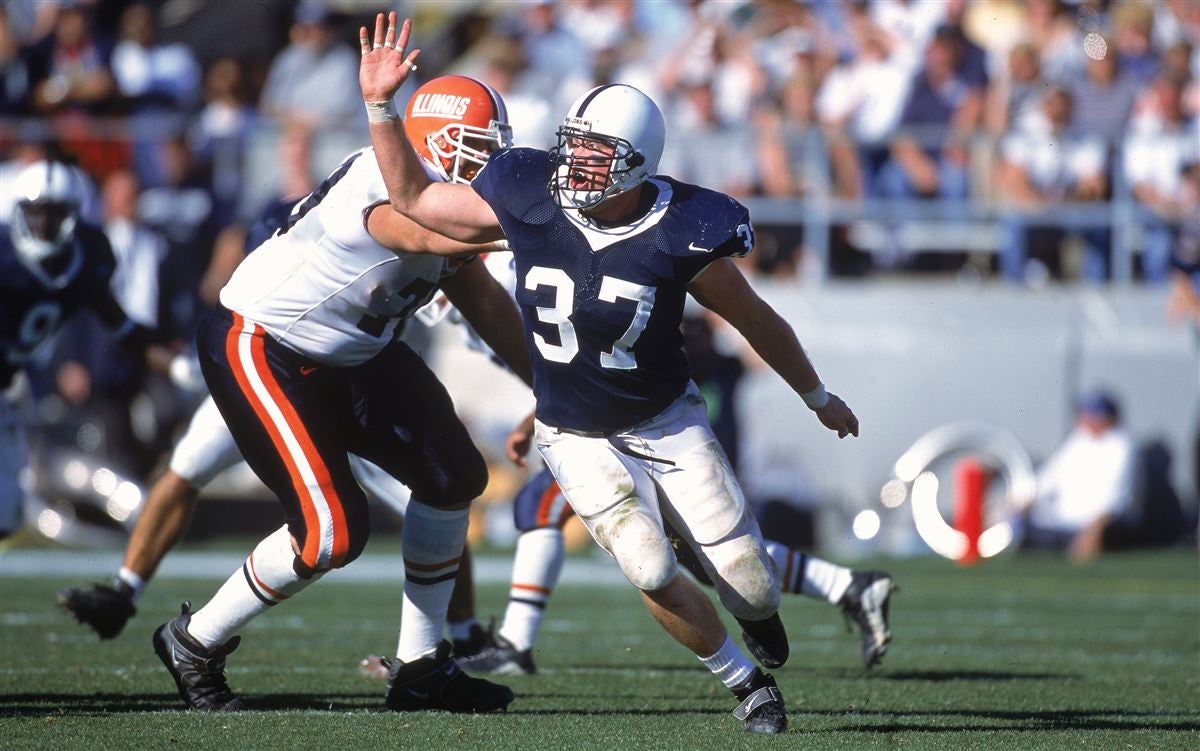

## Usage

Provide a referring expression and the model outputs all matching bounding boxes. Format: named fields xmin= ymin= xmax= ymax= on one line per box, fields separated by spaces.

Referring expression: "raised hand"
xmin=358 ymin=12 xmax=421 ymax=104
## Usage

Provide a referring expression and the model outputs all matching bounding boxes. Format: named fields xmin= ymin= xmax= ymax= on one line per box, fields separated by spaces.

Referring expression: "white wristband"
xmin=801 ymin=383 xmax=829 ymax=410
xmin=365 ymin=99 xmax=398 ymax=123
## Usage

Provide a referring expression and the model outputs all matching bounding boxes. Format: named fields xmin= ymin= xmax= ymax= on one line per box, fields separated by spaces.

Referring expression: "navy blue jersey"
xmin=0 ymin=224 xmax=120 ymax=389
xmin=246 ymin=195 xmax=301 ymax=253
xmin=473 ymin=147 xmax=754 ymax=433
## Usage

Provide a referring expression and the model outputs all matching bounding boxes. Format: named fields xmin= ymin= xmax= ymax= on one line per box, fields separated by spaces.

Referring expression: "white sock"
xmin=397 ymin=501 xmax=469 ymax=663
xmin=188 ymin=526 xmax=319 ymax=649
xmin=800 ymin=554 xmax=852 ymax=604
xmin=763 ymin=541 xmax=853 ymax=604
xmin=498 ymin=528 xmax=565 ymax=651
xmin=116 ymin=567 xmax=146 ymax=601
xmin=449 ymin=618 xmax=479 ymax=642
xmin=762 ymin=541 xmax=802 ymax=595
xmin=699 ymin=634 xmax=755 ymax=688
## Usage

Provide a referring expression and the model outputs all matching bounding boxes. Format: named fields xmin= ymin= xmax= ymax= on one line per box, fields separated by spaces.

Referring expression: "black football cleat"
xmin=455 ymin=632 xmax=537 ymax=676
xmin=152 ymin=602 xmax=244 ymax=711
xmin=839 ymin=570 xmax=896 ymax=669
xmin=57 ymin=580 xmax=136 ymax=639
xmin=736 ymin=612 xmax=789 ymax=669
xmin=732 ymin=668 xmax=787 ymax=734
xmin=385 ymin=640 xmax=515 ymax=713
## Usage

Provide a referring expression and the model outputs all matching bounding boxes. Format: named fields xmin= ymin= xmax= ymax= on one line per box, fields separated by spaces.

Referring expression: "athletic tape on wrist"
xmin=801 ymin=383 xmax=829 ymax=410
xmin=365 ymin=99 xmax=398 ymax=123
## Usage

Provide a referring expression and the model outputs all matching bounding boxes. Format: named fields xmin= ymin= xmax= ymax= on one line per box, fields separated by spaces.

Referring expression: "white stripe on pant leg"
xmin=236 ymin=319 xmax=335 ymax=570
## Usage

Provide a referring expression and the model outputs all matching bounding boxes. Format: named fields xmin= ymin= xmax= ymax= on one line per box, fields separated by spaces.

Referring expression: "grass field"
xmin=2 ymin=548 xmax=1197 ymax=750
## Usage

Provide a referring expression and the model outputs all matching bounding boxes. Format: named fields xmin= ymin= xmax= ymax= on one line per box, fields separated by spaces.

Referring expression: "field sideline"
xmin=2 ymin=548 xmax=1197 ymax=749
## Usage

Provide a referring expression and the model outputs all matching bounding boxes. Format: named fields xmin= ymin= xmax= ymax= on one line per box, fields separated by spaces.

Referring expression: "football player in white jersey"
xmin=360 ymin=14 xmax=862 ymax=733
xmin=150 ymin=72 xmax=533 ymax=715
xmin=59 ymin=229 xmax=492 ymax=655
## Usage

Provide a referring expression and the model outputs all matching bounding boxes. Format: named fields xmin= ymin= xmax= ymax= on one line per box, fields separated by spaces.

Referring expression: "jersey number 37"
xmin=525 ymin=266 xmax=653 ymax=370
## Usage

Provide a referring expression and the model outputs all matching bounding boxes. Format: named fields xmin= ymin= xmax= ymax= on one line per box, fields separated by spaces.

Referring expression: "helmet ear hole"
xmin=625 ymin=152 xmax=645 ymax=168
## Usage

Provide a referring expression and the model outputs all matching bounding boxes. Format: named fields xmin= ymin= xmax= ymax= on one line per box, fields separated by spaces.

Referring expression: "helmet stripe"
xmin=574 ymin=83 xmax=618 ymax=118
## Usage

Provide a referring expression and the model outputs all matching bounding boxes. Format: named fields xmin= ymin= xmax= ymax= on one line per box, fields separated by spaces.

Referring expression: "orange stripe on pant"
xmin=535 ymin=481 xmax=561 ymax=528
xmin=245 ymin=322 xmax=350 ymax=568
xmin=225 ymin=313 xmax=348 ymax=570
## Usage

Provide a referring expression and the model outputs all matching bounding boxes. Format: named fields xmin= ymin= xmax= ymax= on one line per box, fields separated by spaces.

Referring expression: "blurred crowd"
xmin=1 ymin=0 xmax=1198 ymax=284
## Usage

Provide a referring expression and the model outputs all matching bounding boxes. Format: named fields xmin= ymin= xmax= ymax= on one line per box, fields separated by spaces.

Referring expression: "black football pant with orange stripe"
xmin=197 ymin=305 xmax=488 ymax=578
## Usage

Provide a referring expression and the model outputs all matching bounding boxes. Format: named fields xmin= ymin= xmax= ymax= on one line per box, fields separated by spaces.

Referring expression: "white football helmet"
xmin=9 ymin=160 xmax=88 ymax=288
xmin=549 ymin=84 xmax=666 ymax=210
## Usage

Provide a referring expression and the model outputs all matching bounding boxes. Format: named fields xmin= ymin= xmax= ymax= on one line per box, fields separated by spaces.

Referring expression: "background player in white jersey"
xmin=360 ymin=14 xmax=860 ymax=734
xmin=151 ymin=70 xmax=533 ymax=715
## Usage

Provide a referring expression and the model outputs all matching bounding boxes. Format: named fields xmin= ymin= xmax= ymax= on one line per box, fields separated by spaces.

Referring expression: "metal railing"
xmin=2 ymin=115 xmax=1164 ymax=284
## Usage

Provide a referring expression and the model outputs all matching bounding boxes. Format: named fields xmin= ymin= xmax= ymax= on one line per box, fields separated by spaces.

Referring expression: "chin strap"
xmin=733 ymin=685 xmax=784 ymax=721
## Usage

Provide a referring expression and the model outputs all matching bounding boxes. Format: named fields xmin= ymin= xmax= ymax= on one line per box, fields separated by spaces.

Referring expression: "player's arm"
xmin=440 ymin=260 xmax=533 ymax=388
xmin=688 ymin=258 xmax=859 ymax=439
xmin=358 ymin=13 xmax=502 ymax=243
xmin=365 ymin=202 xmax=505 ymax=257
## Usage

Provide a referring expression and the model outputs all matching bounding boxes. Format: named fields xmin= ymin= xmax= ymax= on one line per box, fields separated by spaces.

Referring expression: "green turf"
xmin=2 ymin=550 xmax=1197 ymax=749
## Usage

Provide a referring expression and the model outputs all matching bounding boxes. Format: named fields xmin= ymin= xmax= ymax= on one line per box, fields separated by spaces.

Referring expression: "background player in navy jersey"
xmin=360 ymin=13 xmax=860 ymax=734
xmin=1 ymin=159 xmax=173 ymax=538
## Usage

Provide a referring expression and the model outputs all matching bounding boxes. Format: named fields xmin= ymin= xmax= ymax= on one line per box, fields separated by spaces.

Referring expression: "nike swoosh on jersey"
xmin=299 ymin=366 xmax=316 ymax=376
xmin=687 ymin=242 xmax=712 ymax=253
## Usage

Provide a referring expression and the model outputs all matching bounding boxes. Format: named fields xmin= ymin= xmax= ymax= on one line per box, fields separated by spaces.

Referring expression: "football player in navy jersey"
xmin=360 ymin=14 xmax=861 ymax=734
xmin=1 ymin=159 xmax=172 ymax=538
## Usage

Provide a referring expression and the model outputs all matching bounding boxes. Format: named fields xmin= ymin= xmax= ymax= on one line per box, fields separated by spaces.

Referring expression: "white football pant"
xmin=534 ymin=382 xmax=779 ymax=620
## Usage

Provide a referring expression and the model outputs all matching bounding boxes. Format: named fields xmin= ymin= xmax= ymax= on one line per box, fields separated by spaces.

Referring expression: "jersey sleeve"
xmin=675 ymin=194 xmax=755 ymax=282
xmin=472 ymin=147 xmax=519 ymax=212
xmin=472 ymin=147 xmax=555 ymax=229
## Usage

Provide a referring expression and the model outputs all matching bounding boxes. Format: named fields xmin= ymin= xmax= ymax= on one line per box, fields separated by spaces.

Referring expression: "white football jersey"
xmin=220 ymin=148 xmax=454 ymax=366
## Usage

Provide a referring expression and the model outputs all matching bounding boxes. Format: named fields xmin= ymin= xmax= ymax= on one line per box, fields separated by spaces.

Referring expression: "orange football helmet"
xmin=404 ymin=75 xmax=512 ymax=184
